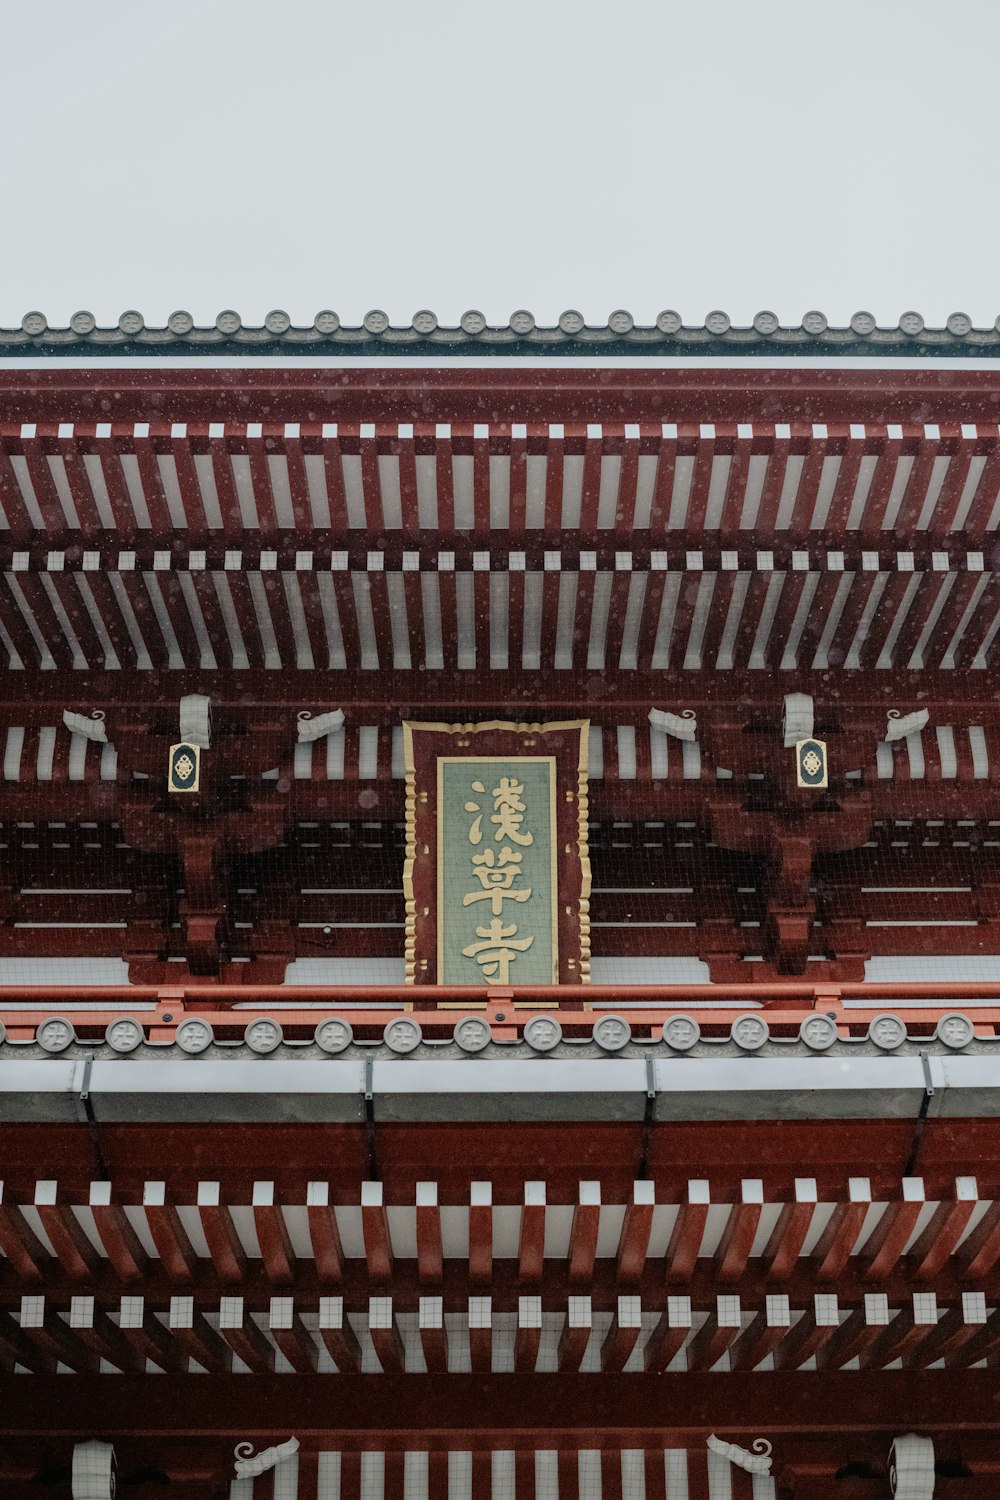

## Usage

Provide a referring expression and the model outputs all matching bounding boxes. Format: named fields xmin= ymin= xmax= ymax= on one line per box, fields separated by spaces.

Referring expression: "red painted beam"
xmin=2 ymin=1370 xmax=997 ymax=1443
xmin=88 ymin=1184 xmax=149 ymax=1284
xmin=368 ymin=1295 xmax=405 ymax=1374
xmin=306 ymin=1183 xmax=345 ymax=1284
xmin=616 ymin=1181 xmax=655 ymax=1286
xmin=666 ymin=1181 xmax=711 ymax=1282
xmin=361 ymin=1183 xmax=394 ymax=1284
xmin=196 ymin=1184 xmax=246 ymax=1284
xmin=32 ymin=1184 xmax=98 ymax=1283
xmin=218 ymin=1295 xmax=274 ymax=1372
xmin=415 ymin=1182 xmax=443 ymax=1286
xmin=469 ymin=1181 xmax=493 ymax=1285
xmin=167 ymin=1294 xmax=232 ymax=1373
xmin=142 ymin=1183 xmax=198 ymax=1284
xmin=317 ymin=1295 xmax=361 ymax=1372
xmin=252 ymin=1184 xmax=296 ymax=1286
xmin=567 ymin=1182 xmax=601 ymax=1285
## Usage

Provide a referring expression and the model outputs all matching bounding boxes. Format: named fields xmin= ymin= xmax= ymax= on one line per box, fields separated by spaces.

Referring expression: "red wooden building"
xmin=1 ymin=306 xmax=1000 ymax=1498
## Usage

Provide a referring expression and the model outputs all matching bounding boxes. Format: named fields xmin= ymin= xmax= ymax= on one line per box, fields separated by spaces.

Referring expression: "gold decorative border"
xmin=402 ymin=722 xmax=418 ymax=984
xmin=403 ymin=720 xmax=591 ymax=986
xmin=577 ymin=726 xmax=592 ymax=984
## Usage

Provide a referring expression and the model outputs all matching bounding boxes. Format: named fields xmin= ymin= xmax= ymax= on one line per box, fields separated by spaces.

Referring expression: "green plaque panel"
xmin=437 ymin=757 xmax=558 ymax=984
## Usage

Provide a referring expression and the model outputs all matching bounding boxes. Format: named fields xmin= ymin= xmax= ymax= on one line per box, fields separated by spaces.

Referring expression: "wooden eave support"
xmin=616 ymin=1180 xmax=655 ymax=1286
xmin=0 ymin=1309 xmax=55 ymax=1373
xmin=771 ymin=1293 xmax=841 ymax=1371
xmin=714 ymin=1180 xmax=763 ymax=1283
xmin=728 ymin=1294 xmax=792 ymax=1372
xmin=7 ymin=1367 xmax=1000 ymax=1444
xmin=268 ymin=1295 xmax=317 ymax=1372
xmin=168 ymin=1295 xmax=233 ymax=1374
xmin=956 ymin=1199 xmax=1000 ymax=1278
xmin=817 ymin=1294 xmax=890 ymax=1370
xmin=418 ymin=1295 xmax=448 ymax=1374
xmin=906 ymin=1292 xmax=988 ymax=1369
xmin=600 ymin=1295 xmax=644 ymax=1372
xmin=862 ymin=1179 xmax=925 ymax=1280
xmin=859 ymin=1294 xmax=939 ymax=1370
xmin=643 ymin=1295 xmax=692 ymax=1373
xmin=118 ymin=1294 xmax=188 ymax=1372
xmin=218 ymin=1295 xmax=275 ymax=1372
xmin=685 ymin=1295 xmax=743 ymax=1372
xmin=665 ymin=1181 xmax=711 ymax=1282
xmin=318 ymin=1295 xmax=361 ymax=1372
xmin=416 ymin=1181 xmax=443 ymax=1286
xmin=557 ymin=1296 xmax=593 ymax=1372
xmin=469 ymin=1181 xmax=493 ymax=1285
xmin=568 ymin=1181 xmax=601 ymax=1285
xmin=812 ymin=1178 xmax=872 ymax=1281
xmin=910 ymin=1177 xmax=979 ymax=1280
xmin=515 ymin=1295 xmax=542 ymax=1373
xmin=68 ymin=1293 xmax=146 ymax=1373
xmin=252 ymin=1181 xmax=296 ymax=1285
xmin=0 ymin=1184 xmax=47 ymax=1280
xmin=32 ymin=1182 xmax=99 ymax=1282
xmin=306 ymin=1182 xmax=344 ymax=1283
xmin=142 ymin=1182 xmax=198 ymax=1283
xmin=196 ymin=1182 xmax=247 ymax=1284
xmin=518 ymin=1181 xmax=546 ymax=1284
xmin=17 ymin=1294 xmax=101 ymax=1373
xmin=763 ymin=1179 xmax=817 ymax=1281
xmin=946 ymin=1305 xmax=1000 ymax=1368
xmin=88 ymin=1182 xmax=149 ymax=1283
xmin=600 ymin=1451 xmax=625 ymax=1500
xmin=361 ymin=1182 xmax=394 ymax=1284
xmin=368 ymin=1295 xmax=405 ymax=1374
xmin=468 ymin=1295 xmax=493 ymax=1373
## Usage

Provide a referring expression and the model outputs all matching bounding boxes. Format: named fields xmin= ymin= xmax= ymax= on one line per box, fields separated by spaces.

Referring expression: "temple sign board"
xmin=404 ymin=720 xmax=591 ymax=985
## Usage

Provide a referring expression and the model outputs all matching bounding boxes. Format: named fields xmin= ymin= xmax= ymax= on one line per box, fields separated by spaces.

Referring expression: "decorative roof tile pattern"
xmin=3 ymin=310 xmax=1000 ymax=357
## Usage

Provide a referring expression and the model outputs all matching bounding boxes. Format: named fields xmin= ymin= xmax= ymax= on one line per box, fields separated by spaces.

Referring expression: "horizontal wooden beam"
xmin=0 ymin=1371 xmax=996 ymax=1445
xmin=0 ymin=666 xmax=996 ymax=714
xmin=3 ymin=361 xmax=1000 ymax=425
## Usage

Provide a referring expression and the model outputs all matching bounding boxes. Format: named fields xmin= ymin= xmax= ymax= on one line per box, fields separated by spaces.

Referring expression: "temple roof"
xmin=3 ymin=307 xmax=1000 ymax=358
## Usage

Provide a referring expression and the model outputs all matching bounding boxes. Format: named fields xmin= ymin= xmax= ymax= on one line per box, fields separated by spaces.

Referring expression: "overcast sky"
xmin=1 ymin=0 xmax=998 ymax=332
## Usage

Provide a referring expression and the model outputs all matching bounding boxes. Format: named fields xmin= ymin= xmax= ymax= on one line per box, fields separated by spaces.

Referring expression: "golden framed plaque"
xmin=403 ymin=720 xmax=591 ymax=986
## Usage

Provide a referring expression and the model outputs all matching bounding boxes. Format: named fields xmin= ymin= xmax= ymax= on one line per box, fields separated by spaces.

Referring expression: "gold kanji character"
xmin=462 ymin=918 xmax=534 ymax=982
xmin=462 ymin=846 xmax=532 ymax=915
xmin=464 ymin=780 xmax=486 ymax=844
xmin=491 ymin=776 xmax=533 ymax=845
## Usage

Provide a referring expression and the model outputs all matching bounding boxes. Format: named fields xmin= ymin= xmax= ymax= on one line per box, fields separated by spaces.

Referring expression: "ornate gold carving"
xmin=402 ymin=724 xmax=418 ymax=984
xmin=576 ymin=722 xmax=592 ymax=984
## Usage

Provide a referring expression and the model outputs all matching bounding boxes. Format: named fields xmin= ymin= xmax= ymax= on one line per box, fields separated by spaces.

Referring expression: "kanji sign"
xmin=403 ymin=720 xmax=591 ymax=986
xmin=438 ymin=758 xmax=558 ymax=984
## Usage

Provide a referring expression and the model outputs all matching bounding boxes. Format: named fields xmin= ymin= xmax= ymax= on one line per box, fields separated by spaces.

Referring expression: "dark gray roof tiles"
xmin=2 ymin=309 xmax=1000 ymax=357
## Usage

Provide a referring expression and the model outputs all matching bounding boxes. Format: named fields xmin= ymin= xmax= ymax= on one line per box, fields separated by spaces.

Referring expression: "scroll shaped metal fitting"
xmin=649 ymin=708 xmax=697 ymax=742
xmin=63 ymin=709 xmax=108 ymax=743
xmin=296 ymin=709 xmax=345 ymax=743
xmin=885 ymin=708 xmax=929 ymax=742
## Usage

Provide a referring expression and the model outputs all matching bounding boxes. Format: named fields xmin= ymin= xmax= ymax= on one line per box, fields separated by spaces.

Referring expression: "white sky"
xmin=1 ymin=0 xmax=998 ymax=332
